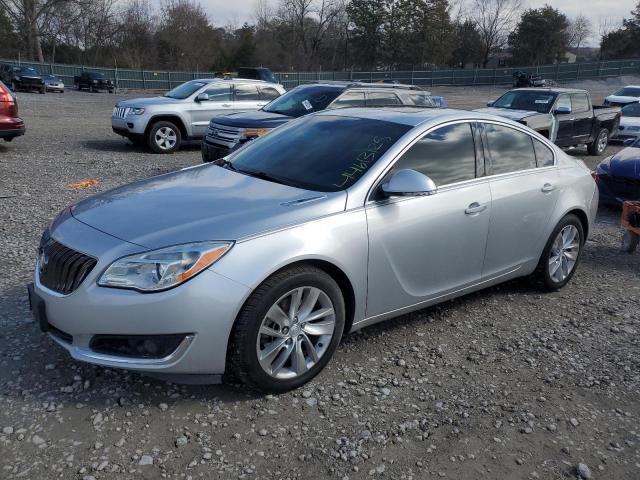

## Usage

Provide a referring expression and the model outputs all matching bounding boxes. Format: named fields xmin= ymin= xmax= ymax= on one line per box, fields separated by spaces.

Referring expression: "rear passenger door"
xmin=234 ymin=83 xmax=267 ymax=112
xmin=554 ymin=94 xmax=574 ymax=146
xmin=571 ymin=93 xmax=593 ymax=143
xmin=481 ymin=122 xmax=560 ymax=278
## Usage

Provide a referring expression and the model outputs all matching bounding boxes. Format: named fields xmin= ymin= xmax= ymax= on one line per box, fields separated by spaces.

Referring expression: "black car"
xmin=593 ymin=138 xmax=640 ymax=205
xmin=0 ymin=64 xmax=46 ymax=94
xmin=237 ymin=67 xmax=277 ymax=84
xmin=201 ymin=82 xmax=437 ymax=162
xmin=74 ymin=72 xmax=114 ymax=93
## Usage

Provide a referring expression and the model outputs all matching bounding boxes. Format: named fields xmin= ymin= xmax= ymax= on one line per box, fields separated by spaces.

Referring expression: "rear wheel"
xmin=588 ymin=128 xmax=608 ymax=156
xmin=147 ymin=121 xmax=181 ymax=154
xmin=535 ymin=214 xmax=584 ymax=290
xmin=228 ymin=265 xmax=345 ymax=393
xmin=621 ymin=231 xmax=639 ymax=253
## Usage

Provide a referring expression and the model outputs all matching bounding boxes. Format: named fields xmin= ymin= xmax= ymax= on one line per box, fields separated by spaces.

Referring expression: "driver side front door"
xmin=365 ymin=122 xmax=491 ymax=318
xmin=188 ymin=84 xmax=234 ymax=138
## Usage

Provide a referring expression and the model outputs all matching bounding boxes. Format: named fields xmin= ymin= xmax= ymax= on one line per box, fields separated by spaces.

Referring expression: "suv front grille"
xmin=38 ymin=231 xmax=97 ymax=295
xmin=112 ymin=106 xmax=128 ymax=119
xmin=206 ymin=123 xmax=244 ymax=147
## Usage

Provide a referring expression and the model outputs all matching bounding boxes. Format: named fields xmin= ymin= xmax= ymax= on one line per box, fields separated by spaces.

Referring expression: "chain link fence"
xmin=2 ymin=57 xmax=639 ymax=91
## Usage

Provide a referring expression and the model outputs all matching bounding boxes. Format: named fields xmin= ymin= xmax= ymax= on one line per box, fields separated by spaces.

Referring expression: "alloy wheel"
xmin=548 ymin=225 xmax=580 ymax=283
xmin=256 ymin=286 xmax=336 ymax=380
xmin=597 ymin=131 xmax=608 ymax=154
xmin=154 ymin=127 xmax=177 ymax=150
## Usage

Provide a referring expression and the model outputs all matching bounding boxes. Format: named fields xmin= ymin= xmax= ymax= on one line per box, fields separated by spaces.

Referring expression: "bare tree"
xmin=567 ymin=13 xmax=593 ymax=51
xmin=0 ymin=0 xmax=72 ymax=61
xmin=471 ymin=0 xmax=521 ymax=67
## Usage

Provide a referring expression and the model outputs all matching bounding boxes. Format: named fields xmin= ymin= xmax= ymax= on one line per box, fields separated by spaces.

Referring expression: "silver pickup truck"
xmin=112 ymin=78 xmax=285 ymax=153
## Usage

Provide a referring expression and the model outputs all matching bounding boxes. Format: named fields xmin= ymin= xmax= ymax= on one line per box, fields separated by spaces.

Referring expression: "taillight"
xmin=0 ymin=82 xmax=17 ymax=116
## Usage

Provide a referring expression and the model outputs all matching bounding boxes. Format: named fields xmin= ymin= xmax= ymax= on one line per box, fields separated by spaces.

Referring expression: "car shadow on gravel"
xmin=83 ymin=139 xmax=204 ymax=154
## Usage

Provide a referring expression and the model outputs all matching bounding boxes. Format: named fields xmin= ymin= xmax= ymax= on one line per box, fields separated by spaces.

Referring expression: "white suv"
xmin=111 ymin=78 xmax=285 ymax=153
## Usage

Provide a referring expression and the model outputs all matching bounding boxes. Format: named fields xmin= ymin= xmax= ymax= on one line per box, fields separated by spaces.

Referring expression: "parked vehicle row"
xmin=74 ymin=71 xmax=115 ymax=93
xmin=0 ymin=64 xmax=46 ymax=94
xmin=201 ymin=82 xmax=438 ymax=162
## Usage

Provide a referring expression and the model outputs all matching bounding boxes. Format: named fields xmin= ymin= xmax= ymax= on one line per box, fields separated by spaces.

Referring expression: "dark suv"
xmin=0 ymin=64 xmax=46 ymax=94
xmin=201 ymin=82 xmax=436 ymax=162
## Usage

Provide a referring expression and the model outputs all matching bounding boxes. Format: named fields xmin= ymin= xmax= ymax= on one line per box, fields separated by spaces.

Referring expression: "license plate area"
xmin=27 ymin=283 xmax=49 ymax=332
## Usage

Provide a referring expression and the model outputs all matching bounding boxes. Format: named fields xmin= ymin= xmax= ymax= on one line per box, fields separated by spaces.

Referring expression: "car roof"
xmin=511 ymin=87 xmax=587 ymax=94
xmin=314 ymin=107 xmax=522 ymax=128
xmin=617 ymin=85 xmax=640 ymax=89
xmin=304 ymin=81 xmax=423 ymax=91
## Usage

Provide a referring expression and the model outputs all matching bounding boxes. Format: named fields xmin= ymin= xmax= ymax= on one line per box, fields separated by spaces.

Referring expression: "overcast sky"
xmin=200 ymin=0 xmax=637 ymax=46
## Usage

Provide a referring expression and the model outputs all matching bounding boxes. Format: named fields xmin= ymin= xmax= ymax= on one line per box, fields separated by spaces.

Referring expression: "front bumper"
xmin=32 ymin=216 xmax=251 ymax=375
xmin=112 ymin=115 xmax=147 ymax=136
xmin=201 ymin=137 xmax=242 ymax=162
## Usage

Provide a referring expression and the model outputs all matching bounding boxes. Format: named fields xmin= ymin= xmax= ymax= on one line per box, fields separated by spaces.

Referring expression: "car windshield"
xmin=42 ymin=74 xmax=58 ymax=80
xmin=165 ymin=80 xmax=207 ymax=99
xmin=615 ymin=87 xmax=640 ymax=97
xmin=493 ymin=91 xmax=558 ymax=113
xmin=226 ymin=115 xmax=411 ymax=192
xmin=622 ymin=102 xmax=640 ymax=117
xmin=262 ymin=86 xmax=342 ymax=118
xmin=17 ymin=67 xmax=39 ymax=76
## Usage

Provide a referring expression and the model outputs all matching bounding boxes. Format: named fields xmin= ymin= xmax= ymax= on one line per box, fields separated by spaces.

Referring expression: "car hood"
xmin=117 ymin=96 xmax=182 ymax=108
xmin=606 ymin=147 xmax=640 ymax=179
xmin=71 ymin=164 xmax=347 ymax=249
xmin=606 ymin=95 xmax=640 ymax=105
xmin=212 ymin=110 xmax=293 ymax=128
xmin=474 ymin=107 xmax=541 ymax=121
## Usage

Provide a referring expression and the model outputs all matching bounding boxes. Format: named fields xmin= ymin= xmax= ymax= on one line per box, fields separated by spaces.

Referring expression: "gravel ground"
xmin=0 ymin=79 xmax=639 ymax=480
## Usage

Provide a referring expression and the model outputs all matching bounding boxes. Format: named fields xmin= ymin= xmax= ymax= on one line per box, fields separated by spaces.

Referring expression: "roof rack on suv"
xmin=309 ymin=80 xmax=424 ymax=91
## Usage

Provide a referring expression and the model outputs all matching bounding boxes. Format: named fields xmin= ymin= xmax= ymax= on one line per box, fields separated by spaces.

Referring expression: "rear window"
xmin=228 ymin=115 xmax=411 ymax=191
xmin=262 ymin=85 xmax=342 ymax=118
xmin=571 ymin=94 xmax=590 ymax=113
xmin=483 ymin=123 xmax=537 ymax=175
xmin=367 ymin=92 xmax=401 ymax=106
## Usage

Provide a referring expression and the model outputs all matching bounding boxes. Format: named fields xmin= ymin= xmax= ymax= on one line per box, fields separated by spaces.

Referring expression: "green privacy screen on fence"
xmin=2 ymin=58 xmax=639 ymax=91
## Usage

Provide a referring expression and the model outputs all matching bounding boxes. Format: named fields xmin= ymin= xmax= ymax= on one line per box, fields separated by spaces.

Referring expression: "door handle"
xmin=465 ymin=202 xmax=487 ymax=215
xmin=541 ymin=183 xmax=556 ymax=193
xmin=222 ymin=104 xmax=232 ymax=108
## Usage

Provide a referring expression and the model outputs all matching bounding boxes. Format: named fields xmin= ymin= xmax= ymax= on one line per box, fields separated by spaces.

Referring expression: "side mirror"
xmin=195 ymin=93 xmax=209 ymax=102
xmin=381 ymin=169 xmax=437 ymax=197
xmin=486 ymin=101 xmax=494 ymax=107
xmin=554 ymin=106 xmax=572 ymax=114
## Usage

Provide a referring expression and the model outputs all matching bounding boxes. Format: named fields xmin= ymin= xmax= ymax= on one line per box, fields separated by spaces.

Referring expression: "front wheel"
xmin=535 ymin=214 xmax=584 ymax=290
xmin=588 ymin=128 xmax=608 ymax=156
xmin=228 ymin=265 xmax=345 ymax=393
xmin=147 ymin=121 xmax=182 ymax=153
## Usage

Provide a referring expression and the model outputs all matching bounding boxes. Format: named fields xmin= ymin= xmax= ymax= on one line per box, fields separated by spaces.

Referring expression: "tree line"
xmin=0 ymin=0 xmax=637 ymax=73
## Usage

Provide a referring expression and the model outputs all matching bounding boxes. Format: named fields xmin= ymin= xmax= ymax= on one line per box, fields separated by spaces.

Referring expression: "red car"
xmin=0 ymin=80 xmax=25 ymax=142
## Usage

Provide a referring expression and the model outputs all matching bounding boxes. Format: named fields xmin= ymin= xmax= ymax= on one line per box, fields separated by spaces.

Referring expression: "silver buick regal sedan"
xmin=29 ymin=108 xmax=598 ymax=392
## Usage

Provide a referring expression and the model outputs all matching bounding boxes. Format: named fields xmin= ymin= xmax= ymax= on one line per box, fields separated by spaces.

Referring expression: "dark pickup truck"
xmin=74 ymin=72 xmax=114 ymax=93
xmin=477 ymin=88 xmax=621 ymax=155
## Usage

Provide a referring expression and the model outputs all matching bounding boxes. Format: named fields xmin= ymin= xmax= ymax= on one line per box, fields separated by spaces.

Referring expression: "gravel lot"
xmin=0 ymin=79 xmax=639 ymax=480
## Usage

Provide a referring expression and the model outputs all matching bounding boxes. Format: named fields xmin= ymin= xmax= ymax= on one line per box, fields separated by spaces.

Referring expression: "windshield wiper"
xmin=214 ymin=158 xmax=237 ymax=171
xmin=235 ymin=168 xmax=288 ymax=186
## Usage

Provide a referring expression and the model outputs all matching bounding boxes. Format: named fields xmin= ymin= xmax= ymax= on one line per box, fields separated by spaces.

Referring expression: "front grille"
xmin=206 ymin=123 xmax=244 ymax=147
xmin=38 ymin=231 xmax=97 ymax=294
xmin=112 ymin=106 xmax=128 ymax=119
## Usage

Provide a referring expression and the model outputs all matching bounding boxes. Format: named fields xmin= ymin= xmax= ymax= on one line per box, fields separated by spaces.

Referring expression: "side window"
xmin=259 ymin=87 xmax=281 ymax=101
xmin=533 ymin=138 xmax=555 ymax=167
xmin=556 ymin=94 xmax=571 ymax=112
xmin=202 ymin=84 xmax=232 ymax=102
xmin=571 ymin=94 xmax=590 ymax=113
xmin=392 ymin=123 xmax=477 ymax=186
xmin=234 ymin=84 xmax=261 ymax=101
xmin=483 ymin=123 xmax=537 ymax=175
xmin=367 ymin=91 xmax=401 ymax=106
xmin=330 ymin=91 xmax=366 ymax=108
xmin=409 ymin=92 xmax=435 ymax=107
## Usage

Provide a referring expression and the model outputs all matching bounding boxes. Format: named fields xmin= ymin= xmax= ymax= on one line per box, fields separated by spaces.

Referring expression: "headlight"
xmin=98 ymin=241 xmax=233 ymax=292
xmin=128 ymin=107 xmax=145 ymax=115
xmin=92 ymin=79 xmax=98 ymax=84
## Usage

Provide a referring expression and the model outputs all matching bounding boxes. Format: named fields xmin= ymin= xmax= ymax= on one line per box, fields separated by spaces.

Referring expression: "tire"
xmin=146 ymin=121 xmax=182 ymax=154
xmin=588 ymin=128 xmax=608 ymax=156
xmin=10 ymin=81 xmax=16 ymax=92
xmin=534 ymin=214 xmax=584 ymax=290
xmin=621 ymin=231 xmax=639 ymax=253
xmin=227 ymin=265 xmax=345 ymax=393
